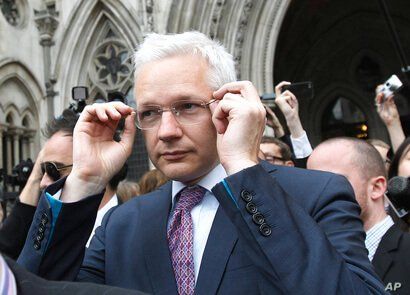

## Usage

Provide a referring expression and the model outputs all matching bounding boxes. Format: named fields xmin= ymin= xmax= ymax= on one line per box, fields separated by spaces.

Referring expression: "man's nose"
xmin=39 ymin=173 xmax=54 ymax=190
xmin=158 ymin=111 xmax=183 ymax=141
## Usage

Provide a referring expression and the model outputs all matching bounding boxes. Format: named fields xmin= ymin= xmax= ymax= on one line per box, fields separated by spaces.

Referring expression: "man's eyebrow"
xmin=47 ymin=161 xmax=68 ymax=167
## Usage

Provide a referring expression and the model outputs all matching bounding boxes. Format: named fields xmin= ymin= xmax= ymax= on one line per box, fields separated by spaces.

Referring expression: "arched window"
xmin=322 ymin=97 xmax=368 ymax=140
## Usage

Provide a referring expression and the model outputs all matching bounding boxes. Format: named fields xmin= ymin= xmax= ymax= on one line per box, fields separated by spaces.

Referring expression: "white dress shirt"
xmin=365 ymin=215 xmax=394 ymax=261
xmin=86 ymin=195 xmax=119 ymax=247
xmin=0 ymin=255 xmax=17 ymax=295
xmin=171 ymin=164 xmax=226 ymax=282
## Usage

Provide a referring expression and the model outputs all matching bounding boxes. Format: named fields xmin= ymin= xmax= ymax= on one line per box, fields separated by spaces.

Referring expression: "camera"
xmin=379 ymin=74 xmax=403 ymax=98
xmin=0 ymin=159 xmax=34 ymax=219
xmin=260 ymin=81 xmax=314 ymax=108
xmin=281 ymin=81 xmax=314 ymax=100
xmin=1 ymin=159 xmax=34 ymax=188
xmin=69 ymin=86 xmax=89 ymax=113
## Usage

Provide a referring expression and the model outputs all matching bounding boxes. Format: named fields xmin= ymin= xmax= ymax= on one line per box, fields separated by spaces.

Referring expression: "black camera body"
xmin=1 ymin=159 xmax=34 ymax=189
xmin=69 ymin=86 xmax=89 ymax=114
xmin=260 ymin=81 xmax=314 ymax=106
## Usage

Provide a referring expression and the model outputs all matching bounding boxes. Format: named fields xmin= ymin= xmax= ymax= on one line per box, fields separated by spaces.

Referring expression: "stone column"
xmin=6 ymin=135 xmax=12 ymax=173
xmin=21 ymin=136 xmax=28 ymax=160
xmin=27 ymin=131 xmax=36 ymax=160
xmin=34 ymin=3 xmax=59 ymax=120
xmin=12 ymin=131 xmax=21 ymax=166
xmin=0 ymin=126 xmax=3 ymax=170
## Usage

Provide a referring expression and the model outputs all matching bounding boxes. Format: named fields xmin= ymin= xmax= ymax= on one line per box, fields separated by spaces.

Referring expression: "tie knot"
xmin=175 ymin=185 xmax=206 ymax=212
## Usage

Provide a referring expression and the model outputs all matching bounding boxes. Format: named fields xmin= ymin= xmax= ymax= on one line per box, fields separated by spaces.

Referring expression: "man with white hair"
xmin=18 ymin=32 xmax=385 ymax=294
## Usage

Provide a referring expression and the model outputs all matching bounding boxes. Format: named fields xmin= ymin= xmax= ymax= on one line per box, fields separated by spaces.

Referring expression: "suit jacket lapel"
xmin=195 ymin=206 xmax=238 ymax=295
xmin=372 ymin=225 xmax=402 ymax=280
xmin=142 ymin=182 xmax=178 ymax=294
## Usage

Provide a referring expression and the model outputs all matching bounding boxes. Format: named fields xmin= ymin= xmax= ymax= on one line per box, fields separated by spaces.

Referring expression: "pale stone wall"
xmin=0 ymin=0 xmax=289 ymax=178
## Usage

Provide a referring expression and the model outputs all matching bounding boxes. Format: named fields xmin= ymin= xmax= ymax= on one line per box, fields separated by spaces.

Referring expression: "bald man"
xmin=308 ymin=137 xmax=410 ymax=294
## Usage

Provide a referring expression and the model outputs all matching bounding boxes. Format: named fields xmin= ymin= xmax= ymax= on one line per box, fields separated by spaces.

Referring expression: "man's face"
xmin=373 ymin=145 xmax=390 ymax=172
xmin=260 ymin=143 xmax=293 ymax=166
xmin=307 ymin=144 xmax=370 ymax=219
xmin=135 ymin=54 xmax=219 ymax=184
xmin=398 ymin=146 xmax=410 ymax=177
xmin=39 ymin=131 xmax=73 ymax=190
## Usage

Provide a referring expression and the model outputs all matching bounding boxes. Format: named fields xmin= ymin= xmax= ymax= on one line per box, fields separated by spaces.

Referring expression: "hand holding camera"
xmin=377 ymin=74 xmax=403 ymax=99
xmin=375 ymin=79 xmax=401 ymax=127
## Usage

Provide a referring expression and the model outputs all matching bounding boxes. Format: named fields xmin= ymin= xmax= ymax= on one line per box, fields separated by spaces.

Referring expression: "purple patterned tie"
xmin=167 ymin=185 xmax=206 ymax=295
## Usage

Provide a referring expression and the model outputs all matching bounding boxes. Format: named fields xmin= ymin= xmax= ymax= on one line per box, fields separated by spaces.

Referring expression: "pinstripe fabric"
xmin=365 ymin=215 xmax=394 ymax=261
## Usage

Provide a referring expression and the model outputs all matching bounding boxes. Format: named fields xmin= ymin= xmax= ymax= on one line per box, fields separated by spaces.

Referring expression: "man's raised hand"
xmin=61 ymin=102 xmax=136 ymax=202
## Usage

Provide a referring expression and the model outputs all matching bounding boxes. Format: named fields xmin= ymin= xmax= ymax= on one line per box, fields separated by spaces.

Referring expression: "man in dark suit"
xmin=308 ymin=137 xmax=410 ymax=294
xmin=0 ymin=109 xmax=77 ymax=259
xmin=18 ymin=31 xmax=386 ymax=294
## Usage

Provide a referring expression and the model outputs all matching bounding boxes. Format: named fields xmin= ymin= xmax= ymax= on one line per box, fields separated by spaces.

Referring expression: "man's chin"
xmin=157 ymin=162 xmax=209 ymax=184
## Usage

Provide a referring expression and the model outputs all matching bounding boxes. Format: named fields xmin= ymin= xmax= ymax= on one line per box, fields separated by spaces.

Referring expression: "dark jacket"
xmin=373 ymin=224 xmax=410 ymax=294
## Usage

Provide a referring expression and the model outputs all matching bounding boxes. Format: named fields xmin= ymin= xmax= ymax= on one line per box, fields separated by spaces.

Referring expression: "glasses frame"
xmin=264 ymin=155 xmax=288 ymax=163
xmin=41 ymin=161 xmax=73 ymax=181
xmin=134 ymin=99 xmax=217 ymax=130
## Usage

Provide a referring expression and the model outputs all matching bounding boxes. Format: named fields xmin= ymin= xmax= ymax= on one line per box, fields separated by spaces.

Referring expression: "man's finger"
xmin=275 ymin=81 xmax=291 ymax=96
xmin=213 ymin=81 xmax=259 ymax=102
xmin=120 ymin=112 xmax=137 ymax=157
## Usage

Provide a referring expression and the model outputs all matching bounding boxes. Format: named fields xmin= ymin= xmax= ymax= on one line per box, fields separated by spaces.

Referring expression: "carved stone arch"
xmin=0 ymin=61 xmax=43 ymax=105
xmin=0 ymin=61 xmax=42 ymax=171
xmin=308 ymin=83 xmax=381 ymax=144
xmin=84 ymin=17 xmax=135 ymax=99
xmin=54 ymin=0 xmax=144 ymax=109
xmin=167 ymin=0 xmax=291 ymax=92
xmin=20 ymin=108 xmax=35 ymax=128
xmin=0 ymin=61 xmax=42 ymax=126
xmin=5 ymin=106 xmax=18 ymax=126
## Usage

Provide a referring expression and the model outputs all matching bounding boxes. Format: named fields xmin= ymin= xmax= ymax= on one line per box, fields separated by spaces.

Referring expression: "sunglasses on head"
xmin=40 ymin=162 xmax=73 ymax=181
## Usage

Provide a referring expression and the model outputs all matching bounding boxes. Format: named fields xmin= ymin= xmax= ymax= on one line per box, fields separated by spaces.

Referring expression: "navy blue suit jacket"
xmin=18 ymin=163 xmax=387 ymax=294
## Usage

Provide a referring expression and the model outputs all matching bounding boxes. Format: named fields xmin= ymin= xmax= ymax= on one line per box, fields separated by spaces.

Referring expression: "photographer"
xmin=0 ymin=109 xmax=76 ymax=259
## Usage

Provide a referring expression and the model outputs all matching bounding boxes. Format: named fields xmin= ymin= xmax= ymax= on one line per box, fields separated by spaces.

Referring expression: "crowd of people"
xmin=1 ymin=31 xmax=410 ymax=294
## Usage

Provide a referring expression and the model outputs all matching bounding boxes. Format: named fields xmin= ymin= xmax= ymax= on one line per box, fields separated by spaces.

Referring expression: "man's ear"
xmin=285 ymin=160 xmax=295 ymax=167
xmin=369 ymin=176 xmax=387 ymax=201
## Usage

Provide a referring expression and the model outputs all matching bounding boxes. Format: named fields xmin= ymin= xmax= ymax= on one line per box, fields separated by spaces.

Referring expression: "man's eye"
xmin=178 ymin=102 xmax=200 ymax=111
xmin=140 ymin=109 xmax=157 ymax=119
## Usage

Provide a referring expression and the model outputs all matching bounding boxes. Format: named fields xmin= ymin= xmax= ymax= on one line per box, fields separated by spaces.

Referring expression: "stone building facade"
xmin=0 ymin=0 xmax=409 ymax=181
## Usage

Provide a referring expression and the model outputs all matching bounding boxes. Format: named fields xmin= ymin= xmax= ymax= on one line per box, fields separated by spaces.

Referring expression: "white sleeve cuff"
xmin=290 ymin=131 xmax=313 ymax=159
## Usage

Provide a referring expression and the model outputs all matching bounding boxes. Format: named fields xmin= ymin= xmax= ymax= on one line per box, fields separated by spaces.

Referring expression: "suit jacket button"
xmin=252 ymin=212 xmax=265 ymax=225
xmin=36 ymin=232 xmax=44 ymax=241
xmin=259 ymin=223 xmax=272 ymax=237
xmin=246 ymin=202 xmax=258 ymax=214
xmin=40 ymin=216 xmax=48 ymax=225
xmin=33 ymin=241 xmax=41 ymax=250
xmin=240 ymin=190 xmax=253 ymax=202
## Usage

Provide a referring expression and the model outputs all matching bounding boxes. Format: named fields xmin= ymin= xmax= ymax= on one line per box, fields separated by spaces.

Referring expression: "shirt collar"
xmin=366 ymin=215 xmax=394 ymax=236
xmin=171 ymin=164 xmax=227 ymax=206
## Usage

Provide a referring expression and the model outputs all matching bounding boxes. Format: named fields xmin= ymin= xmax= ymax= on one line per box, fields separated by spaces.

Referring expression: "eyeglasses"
xmin=40 ymin=162 xmax=73 ymax=181
xmin=135 ymin=99 xmax=216 ymax=130
xmin=265 ymin=155 xmax=288 ymax=163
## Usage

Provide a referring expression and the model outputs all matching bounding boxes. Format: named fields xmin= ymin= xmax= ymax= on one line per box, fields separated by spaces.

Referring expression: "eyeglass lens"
xmin=41 ymin=162 xmax=61 ymax=181
xmin=136 ymin=100 xmax=213 ymax=129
